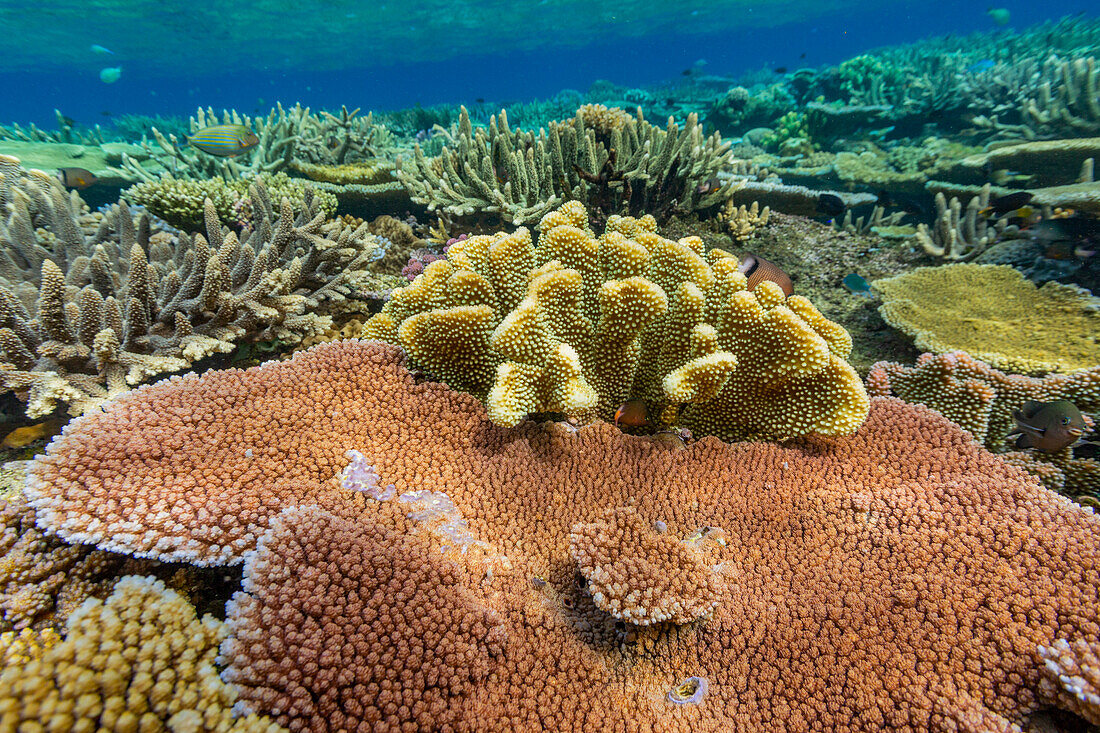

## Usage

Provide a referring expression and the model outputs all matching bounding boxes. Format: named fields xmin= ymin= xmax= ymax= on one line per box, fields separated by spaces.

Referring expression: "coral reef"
xmin=716 ymin=199 xmax=770 ymax=242
xmin=361 ymin=202 xmax=868 ymax=440
xmin=27 ymin=340 xmax=1100 ymax=730
xmin=872 ymin=264 xmax=1100 ymax=373
xmin=120 ymin=103 xmax=395 ymax=182
xmin=569 ymin=507 xmax=725 ymax=625
xmin=915 ymin=185 xmax=1017 ymax=261
xmin=397 ymin=105 xmax=738 ymax=225
xmin=0 ymin=575 xmax=284 ymax=732
xmin=868 ymin=351 xmax=1100 ymax=498
xmin=0 ymin=467 xmax=128 ymax=630
xmin=0 ymin=165 xmax=385 ymax=418
xmin=125 ymin=171 xmax=338 ymax=231
xmin=222 ymin=504 xmax=505 ymax=731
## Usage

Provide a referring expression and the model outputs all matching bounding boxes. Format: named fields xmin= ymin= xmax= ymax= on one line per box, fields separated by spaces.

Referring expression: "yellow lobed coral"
xmin=872 ymin=264 xmax=1100 ymax=374
xmin=0 ymin=575 xmax=284 ymax=732
xmin=361 ymin=202 xmax=868 ymax=440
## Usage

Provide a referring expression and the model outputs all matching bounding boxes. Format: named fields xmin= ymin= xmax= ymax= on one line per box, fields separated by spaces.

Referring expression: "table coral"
xmin=868 ymin=350 xmax=1100 ymax=499
xmin=872 ymin=263 xmax=1100 ymax=374
xmin=0 ymin=575 xmax=284 ymax=732
xmin=25 ymin=340 xmax=1100 ymax=730
xmin=569 ymin=507 xmax=725 ymax=625
xmin=361 ymin=201 xmax=868 ymax=440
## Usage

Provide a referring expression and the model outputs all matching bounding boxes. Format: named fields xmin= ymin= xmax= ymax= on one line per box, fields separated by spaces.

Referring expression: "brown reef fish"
xmin=1008 ymin=400 xmax=1089 ymax=452
xmin=738 ymin=254 xmax=793 ymax=296
xmin=56 ymin=167 xmax=98 ymax=189
xmin=614 ymin=399 xmax=650 ymax=428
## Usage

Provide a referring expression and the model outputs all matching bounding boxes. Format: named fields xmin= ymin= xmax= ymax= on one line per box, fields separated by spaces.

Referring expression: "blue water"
xmin=1 ymin=0 xmax=1095 ymax=128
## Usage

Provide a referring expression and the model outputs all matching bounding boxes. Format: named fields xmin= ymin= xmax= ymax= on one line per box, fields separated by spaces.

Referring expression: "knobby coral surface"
xmin=0 ymin=575 xmax=284 ymax=732
xmin=25 ymin=340 xmax=1100 ymax=731
xmin=361 ymin=201 xmax=868 ymax=441
xmin=868 ymin=350 xmax=1100 ymax=499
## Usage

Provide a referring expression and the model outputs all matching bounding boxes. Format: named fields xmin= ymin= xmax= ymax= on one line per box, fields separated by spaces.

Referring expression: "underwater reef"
xmin=3 ymin=13 xmax=1100 ymax=732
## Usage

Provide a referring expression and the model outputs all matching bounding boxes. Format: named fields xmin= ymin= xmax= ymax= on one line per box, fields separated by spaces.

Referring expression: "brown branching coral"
xmin=0 ymin=163 xmax=385 ymax=417
xmin=0 ymin=485 xmax=125 ymax=631
xmin=31 ymin=341 xmax=1100 ymax=730
xmin=361 ymin=201 xmax=868 ymax=441
xmin=0 ymin=575 xmax=285 ymax=732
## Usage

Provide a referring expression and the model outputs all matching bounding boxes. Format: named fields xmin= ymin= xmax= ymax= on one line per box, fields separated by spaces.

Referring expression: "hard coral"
xmin=397 ymin=104 xmax=737 ymax=226
xmin=0 ymin=165 xmax=384 ymax=418
xmin=0 ymin=575 xmax=284 ymax=732
xmin=222 ymin=505 xmax=506 ymax=732
xmin=26 ymin=340 xmax=1100 ymax=730
xmin=868 ymin=350 xmax=1100 ymax=499
xmin=872 ymin=263 xmax=1100 ymax=374
xmin=362 ymin=201 xmax=868 ymax=440
xmin=569 ymin=507 xmax=725 ymax=625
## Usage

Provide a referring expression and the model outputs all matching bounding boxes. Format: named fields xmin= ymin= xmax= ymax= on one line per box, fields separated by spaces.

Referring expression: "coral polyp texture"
xmin=867 ymin=350 xmax=1100 ymax=498
xmin=0 ymin=575 xmax=284 ymax=732
xmin=871 ymin=263 xmax=1100 ymax=374
xmin=568 ymin=507 xmax=725 ymax=625
xmin=24 ymin=340 xmax=1100 ymax=730
xmin=0 ymin=160 xmax=386 ymax=418
xmin=361 ymin=201 xmax=869 ymax=441
xmin=396 ymin=105 xmax=738 ymax=225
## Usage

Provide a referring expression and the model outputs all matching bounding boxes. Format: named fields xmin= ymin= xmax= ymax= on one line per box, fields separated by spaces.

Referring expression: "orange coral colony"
xmin=24 ymin=340 xmax=1100 ymax=730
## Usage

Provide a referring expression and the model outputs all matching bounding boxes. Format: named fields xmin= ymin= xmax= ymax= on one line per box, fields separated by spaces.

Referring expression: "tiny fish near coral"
xmin=187 ymin=124 xmax=260 ymax=157
xmin=98 ymin=66 xmax=121 ymax=83
xmin=738 ymin=254 xmax=794 ymax=296
xmin=1009 ymin=400 xmax=1090 ymax=453
xmin=55 ymin=167 xmax=97 ymax=190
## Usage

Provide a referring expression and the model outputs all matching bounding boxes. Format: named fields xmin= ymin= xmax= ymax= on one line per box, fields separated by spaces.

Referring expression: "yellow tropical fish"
xmin=188 ymin=124 xmax=260 ymax=157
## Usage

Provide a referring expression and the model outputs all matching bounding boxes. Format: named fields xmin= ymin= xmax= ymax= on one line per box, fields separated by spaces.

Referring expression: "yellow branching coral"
xmin=0 ymin=575 xmax=284 ymax=732
xmin=717 ymin=200 xmax=771 ymax=242
xmin=362 ymin=202 xmax=868 ymax=440
xmin=872 ymin=264 xmax=1100 ymax=374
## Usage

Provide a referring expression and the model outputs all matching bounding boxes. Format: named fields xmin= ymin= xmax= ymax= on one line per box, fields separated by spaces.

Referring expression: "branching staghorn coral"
xmin=716 ymin=199 xmax=770 ymax=242
xmin=396 ymin=105 xmax=739 ymax=226
xmin=360 ymin=201 xmax=868 ymax=440
xmin=916 ymin=184 xmax=1017 ymax=261
xmin=120 ymin=103 xmax=396 ymax=182
xmin=0 ymin=109 xmax=107 ymax=146
xmin=0 ymin=165 xmax=386 ymax=417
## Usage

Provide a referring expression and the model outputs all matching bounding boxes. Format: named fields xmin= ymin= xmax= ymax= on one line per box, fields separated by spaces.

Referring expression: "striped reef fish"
xmin=188 ymin=124 xmax=260 ymax=157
